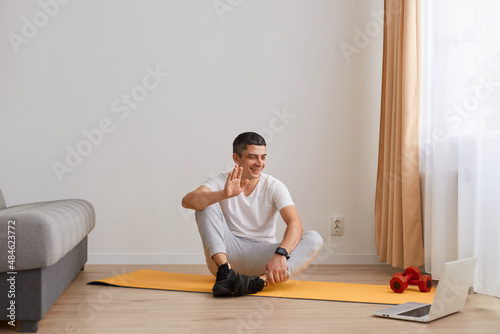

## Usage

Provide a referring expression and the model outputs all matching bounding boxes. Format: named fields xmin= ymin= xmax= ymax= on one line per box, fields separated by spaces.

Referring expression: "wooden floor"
xmin=2 ymin=264 xmax=500 ymax=333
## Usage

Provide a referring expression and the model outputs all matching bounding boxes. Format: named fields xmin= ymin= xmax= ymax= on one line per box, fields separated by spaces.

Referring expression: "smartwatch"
xmin=275 ymin=247 xmax=290 ymax=260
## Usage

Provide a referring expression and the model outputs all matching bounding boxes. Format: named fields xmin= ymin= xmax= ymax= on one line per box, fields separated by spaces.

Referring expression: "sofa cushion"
xmin=0 ymin=199 xmax=95 ymax=272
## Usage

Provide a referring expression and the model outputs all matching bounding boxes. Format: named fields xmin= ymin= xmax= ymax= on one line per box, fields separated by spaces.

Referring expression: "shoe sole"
xmin=213 ymin=271 xmax=237 ymax=297
xmin=213 ymin=284 xmax=234 ymax=297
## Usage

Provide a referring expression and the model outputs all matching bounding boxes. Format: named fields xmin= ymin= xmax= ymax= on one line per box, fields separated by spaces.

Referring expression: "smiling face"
xmin=233 ymin=145 xmax=266 ymax=181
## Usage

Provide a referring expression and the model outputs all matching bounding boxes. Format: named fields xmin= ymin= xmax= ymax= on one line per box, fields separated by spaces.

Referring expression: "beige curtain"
xmin=375 ymin=0 xmax=424 ymax=268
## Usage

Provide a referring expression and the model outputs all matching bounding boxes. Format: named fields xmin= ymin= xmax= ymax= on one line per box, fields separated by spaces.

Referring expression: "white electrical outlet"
xmin=330 ymin=215 xmax=344 ymax=235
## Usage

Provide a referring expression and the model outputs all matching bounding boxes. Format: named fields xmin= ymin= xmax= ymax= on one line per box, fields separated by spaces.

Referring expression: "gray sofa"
xmin=0 ymin=187 xmax=95 ymax=332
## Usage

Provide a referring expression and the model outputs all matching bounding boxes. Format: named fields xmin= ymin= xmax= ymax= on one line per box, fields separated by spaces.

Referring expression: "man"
xmin=182 ymin=132 xmax=323 ymax=296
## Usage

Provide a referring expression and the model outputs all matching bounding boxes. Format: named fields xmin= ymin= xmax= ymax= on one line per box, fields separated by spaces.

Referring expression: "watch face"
xmin=276 ymin=247 xmax=287 ymax=256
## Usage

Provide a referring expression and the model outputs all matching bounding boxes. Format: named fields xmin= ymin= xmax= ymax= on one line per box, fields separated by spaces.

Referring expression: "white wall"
xmin=0 ymin=0 xmax=383 ymax=265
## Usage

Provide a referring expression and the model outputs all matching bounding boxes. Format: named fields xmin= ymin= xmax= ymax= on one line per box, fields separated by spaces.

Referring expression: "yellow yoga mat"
xmin=87 ymin=270 xmax=436 ymax=305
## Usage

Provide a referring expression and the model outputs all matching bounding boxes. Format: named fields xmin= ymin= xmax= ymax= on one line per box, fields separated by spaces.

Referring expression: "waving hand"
xmin=224 ymin=165 xmax=250 ymax=198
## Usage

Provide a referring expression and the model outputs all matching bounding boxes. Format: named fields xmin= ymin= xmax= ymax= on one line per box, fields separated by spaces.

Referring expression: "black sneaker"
xmin=212 ymin=263 xmax=236 ymax=297
xmin=233 ymin=273 xmax=266 ymax=296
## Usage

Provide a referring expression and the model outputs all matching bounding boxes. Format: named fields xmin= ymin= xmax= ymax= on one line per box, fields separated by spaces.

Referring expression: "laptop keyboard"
xmin=398 ymin=305 xmax=432 ymax=317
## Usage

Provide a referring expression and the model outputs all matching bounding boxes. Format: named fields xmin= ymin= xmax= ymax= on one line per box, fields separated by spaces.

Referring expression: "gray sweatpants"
xmin=195 ymin=203 xmax=323 ymax=278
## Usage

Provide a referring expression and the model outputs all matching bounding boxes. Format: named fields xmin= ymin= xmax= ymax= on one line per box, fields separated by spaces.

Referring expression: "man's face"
xmin=233 ymin=145 xmax=266 ymax=180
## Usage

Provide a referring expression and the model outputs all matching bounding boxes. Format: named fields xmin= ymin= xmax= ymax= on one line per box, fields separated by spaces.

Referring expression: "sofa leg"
xmin=81 ymin=265 xmax=85 ymax=271
xmin=20 ymin=320 xmax=38 ymax=333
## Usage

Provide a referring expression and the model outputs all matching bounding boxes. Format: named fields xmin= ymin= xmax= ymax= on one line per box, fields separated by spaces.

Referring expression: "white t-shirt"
xmin=202 ymin=172 xmax=294 ymax=243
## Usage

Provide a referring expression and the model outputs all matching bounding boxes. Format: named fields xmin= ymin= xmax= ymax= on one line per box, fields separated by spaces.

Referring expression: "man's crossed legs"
xmin=195 ymin=203 xmax=324 ymax=296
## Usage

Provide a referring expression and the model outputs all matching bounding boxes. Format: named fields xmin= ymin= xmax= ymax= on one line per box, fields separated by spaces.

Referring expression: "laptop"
xmin=372 ymin=257 xmax=477 ymax=322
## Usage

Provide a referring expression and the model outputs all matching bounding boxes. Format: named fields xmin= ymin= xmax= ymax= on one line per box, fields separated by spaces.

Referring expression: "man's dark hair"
xmin=233 ymin=132 xmax=266 ymax=157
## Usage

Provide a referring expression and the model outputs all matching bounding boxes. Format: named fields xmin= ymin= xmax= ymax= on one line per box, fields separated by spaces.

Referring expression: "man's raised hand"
xmin=224 ymin=165 xmax=250 ymax=198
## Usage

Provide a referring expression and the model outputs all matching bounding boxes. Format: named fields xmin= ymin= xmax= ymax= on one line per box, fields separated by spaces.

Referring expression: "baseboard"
xmin=88 ymin=253 xmax=381 ymax=265
xmin=88 ymin=253 xmax=206 ymax=264
xmin=315 ymin=254 xmax=381 ymax=265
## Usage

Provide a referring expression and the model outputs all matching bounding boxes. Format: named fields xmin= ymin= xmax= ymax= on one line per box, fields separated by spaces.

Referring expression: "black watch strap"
xmin=275 ymin=247 xmax=290 ymax=259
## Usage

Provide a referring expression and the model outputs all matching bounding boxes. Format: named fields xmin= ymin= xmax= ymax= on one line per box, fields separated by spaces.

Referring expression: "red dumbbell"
xmin=390 ymin=266 xmax=432 ymax=293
